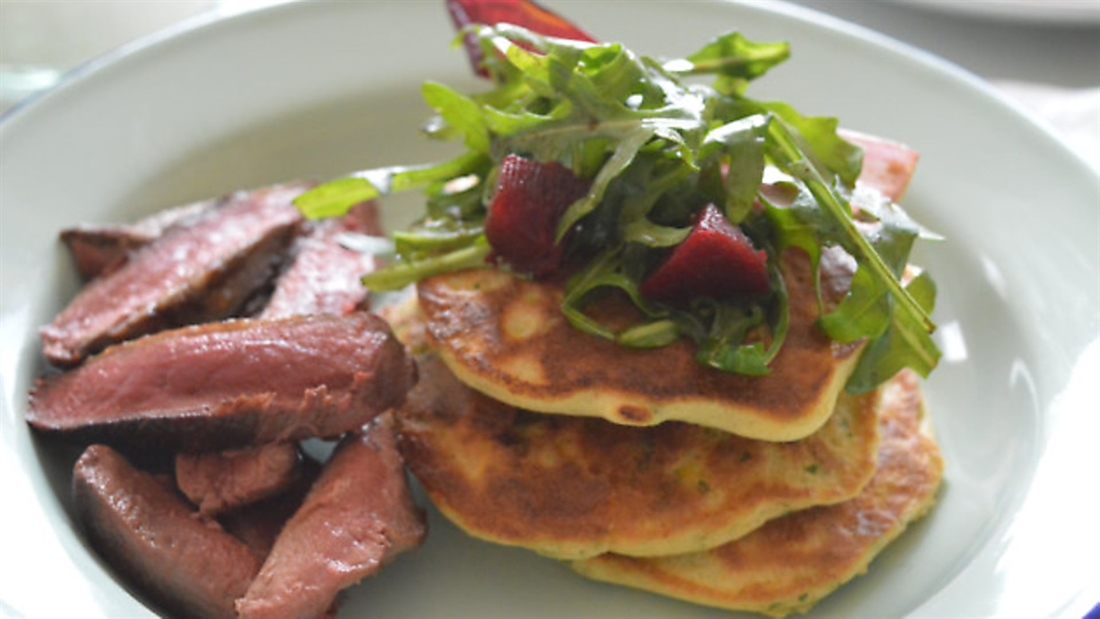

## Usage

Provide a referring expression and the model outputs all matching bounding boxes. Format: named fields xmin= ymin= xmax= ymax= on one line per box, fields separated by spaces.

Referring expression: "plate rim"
xmin=1 ymin=1 xmax=1097 ymax=618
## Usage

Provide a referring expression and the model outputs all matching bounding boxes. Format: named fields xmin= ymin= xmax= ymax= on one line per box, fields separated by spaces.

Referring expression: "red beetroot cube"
xmin=640 ymin=204 xmax=769 ymax=306
xmin=484 ymin=154 xmax=591 ymax=277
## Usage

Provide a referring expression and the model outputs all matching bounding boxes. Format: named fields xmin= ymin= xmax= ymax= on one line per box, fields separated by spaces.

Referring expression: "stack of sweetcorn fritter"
xmin=301 ymin=6 xmax=944 ymax=615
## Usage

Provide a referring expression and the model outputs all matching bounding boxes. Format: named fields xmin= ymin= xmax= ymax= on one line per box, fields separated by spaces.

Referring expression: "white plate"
xmin=888 ymin=0 xmax=1100 ymax=26
xmin=1 ymin=1 xmax=1098 ymax=617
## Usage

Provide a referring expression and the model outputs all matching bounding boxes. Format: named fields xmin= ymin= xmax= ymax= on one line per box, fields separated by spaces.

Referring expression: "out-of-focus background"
xmin=0 ymin=0 xmax=267 ymax=110
xmin=786 ymin=0 xmax=1100 ymax=170
xmin=1 ymin=0 xmax=1098 ymax=169
xmin=1 ymin=1 xmax=211 ymax=107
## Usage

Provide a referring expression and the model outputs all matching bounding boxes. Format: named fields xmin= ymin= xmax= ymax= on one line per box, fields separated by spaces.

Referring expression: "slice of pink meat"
xmin=72 ymin=444 xmax=261 ymax=619
xmin=175 ymin=443 xmax=304 ymax=516
xmin=218 ymin=456 xmax=323 ymax=562
xmin=60 ymin=198 xmax=216 ymax=280
xmin=41 ymin=184 xmax=306 ymax=367
xmin=261 ymin=201 xmax=382 ymax=319
xmin=236 ymin=413 xmax=427 ymax=619
xmin=27 ymin=313 xmax=416 ymax=454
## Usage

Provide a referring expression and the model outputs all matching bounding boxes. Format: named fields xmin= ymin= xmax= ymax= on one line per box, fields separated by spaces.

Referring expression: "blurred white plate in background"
xmin=888 ymin=0 xmax=1100 ymax=26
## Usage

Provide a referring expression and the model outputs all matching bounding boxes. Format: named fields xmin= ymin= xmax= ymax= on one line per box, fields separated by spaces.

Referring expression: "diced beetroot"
xmin=484 ymin=154 xmax=591 ymax=277
xmin=446 ymin=0 xmax=596 ymax=78
xmin=640 ymin=204 xmax=769 ymax=306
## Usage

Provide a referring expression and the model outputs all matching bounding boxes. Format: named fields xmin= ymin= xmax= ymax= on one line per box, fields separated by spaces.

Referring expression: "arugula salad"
xmin=294 ymin=18 xmax=941 ymax=393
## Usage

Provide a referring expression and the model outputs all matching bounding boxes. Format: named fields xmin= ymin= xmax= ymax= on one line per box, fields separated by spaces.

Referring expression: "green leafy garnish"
xmin=293 ymin=25 xmax=941 ymax=392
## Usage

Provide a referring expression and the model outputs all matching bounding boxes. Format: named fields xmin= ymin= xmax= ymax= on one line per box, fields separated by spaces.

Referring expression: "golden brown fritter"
xmin=377 ymin=292 xmax=430 ymax=355
xmin=394 ymin=355 xmax=881 ymax=560
xmin=571 ymin=370 xmax=943 ymax=618
xmin=416 ymin=248 xmax=862 ymax=441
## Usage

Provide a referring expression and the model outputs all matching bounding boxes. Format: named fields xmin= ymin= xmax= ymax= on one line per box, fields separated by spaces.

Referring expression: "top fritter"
xmin=294 ymin=18 xmax=940 ymax=418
